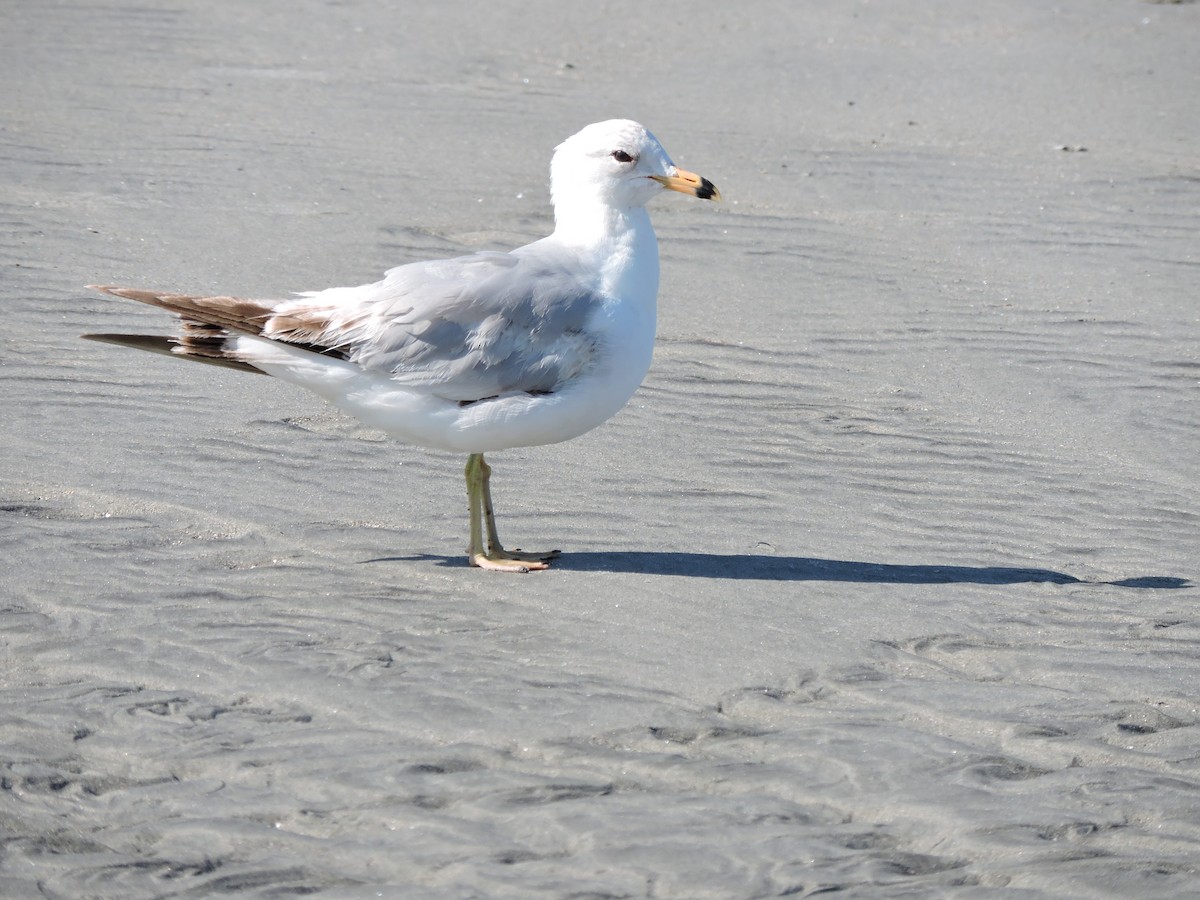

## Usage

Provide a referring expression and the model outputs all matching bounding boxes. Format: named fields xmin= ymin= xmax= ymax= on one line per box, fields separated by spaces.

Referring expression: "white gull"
xmin=85 ymin=119 xmax=720 ymax=571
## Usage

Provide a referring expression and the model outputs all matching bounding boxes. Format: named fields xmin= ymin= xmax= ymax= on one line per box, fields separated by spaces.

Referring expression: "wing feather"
xmin=89 ymin=245 xmax=602 ymax=404
xmin=265 ymin=247 xmax=602 ymax=402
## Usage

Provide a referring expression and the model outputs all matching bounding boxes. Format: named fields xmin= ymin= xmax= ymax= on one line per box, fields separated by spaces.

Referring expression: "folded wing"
xmin=88 ymin=248 xmax=603 ymax=404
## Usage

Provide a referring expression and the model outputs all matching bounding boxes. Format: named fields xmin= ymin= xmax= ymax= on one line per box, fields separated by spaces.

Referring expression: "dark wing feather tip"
xmin=82 ymin=332 xmax=265 ymax=375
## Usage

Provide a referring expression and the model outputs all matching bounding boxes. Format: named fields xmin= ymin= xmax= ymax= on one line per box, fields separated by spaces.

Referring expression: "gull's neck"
xmin=550 ymin=201 xmax=659 ymax=303
xmin=551 ymin=199 xmax=653 ymax=251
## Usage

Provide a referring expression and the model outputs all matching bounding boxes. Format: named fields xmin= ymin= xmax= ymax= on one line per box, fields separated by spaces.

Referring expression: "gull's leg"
xmin=464 ymin=453 xmax=550 ymax=572
xmin=465 ymin=453 xmax=494 ymax=569
xmin=478 ymin=454 xmax=560 ymax=565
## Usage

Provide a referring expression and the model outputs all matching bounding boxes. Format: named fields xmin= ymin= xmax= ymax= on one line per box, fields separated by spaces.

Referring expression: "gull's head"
xmin=550 ymin=119 xmax=720 ymax=218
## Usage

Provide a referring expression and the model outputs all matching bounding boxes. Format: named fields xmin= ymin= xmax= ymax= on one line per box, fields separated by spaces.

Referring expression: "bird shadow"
xmin=368 ymin=551 xmax=1190 ymax=588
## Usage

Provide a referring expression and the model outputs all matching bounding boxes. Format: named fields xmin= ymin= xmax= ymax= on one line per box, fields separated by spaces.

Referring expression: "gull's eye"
xmin=610 ymin=149 xmax=635 ymax=164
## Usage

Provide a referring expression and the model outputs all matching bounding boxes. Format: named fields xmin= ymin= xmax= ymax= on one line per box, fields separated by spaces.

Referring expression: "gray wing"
xmin=266 ymin=247 xmax=602 ymax=403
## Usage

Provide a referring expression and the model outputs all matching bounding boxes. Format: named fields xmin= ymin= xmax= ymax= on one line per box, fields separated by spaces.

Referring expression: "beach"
xmin=2 ymin=0 xmax=1198 ymax=895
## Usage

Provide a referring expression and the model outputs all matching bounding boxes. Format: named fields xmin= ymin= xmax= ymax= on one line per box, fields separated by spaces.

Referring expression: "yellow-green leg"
xmin=464 ymin=453 xmax=559 ymax=572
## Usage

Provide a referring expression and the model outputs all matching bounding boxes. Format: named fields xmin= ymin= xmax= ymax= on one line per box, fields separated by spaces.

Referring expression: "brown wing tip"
xmin=87 ymin=284 xmax=164 ymax=302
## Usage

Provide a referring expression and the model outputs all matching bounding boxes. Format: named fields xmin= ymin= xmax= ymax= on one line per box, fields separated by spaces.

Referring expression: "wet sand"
xmin=2 ymin=0 xmax=1198 ymax=896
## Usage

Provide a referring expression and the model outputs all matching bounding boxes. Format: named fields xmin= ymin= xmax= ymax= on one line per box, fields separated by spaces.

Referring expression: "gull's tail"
xmin=83 ymin=285 xmax=282 ymax=375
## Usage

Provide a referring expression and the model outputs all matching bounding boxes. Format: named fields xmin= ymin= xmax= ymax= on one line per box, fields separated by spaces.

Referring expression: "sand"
xmin=2 ymin=0 xmax=1198 ymax=896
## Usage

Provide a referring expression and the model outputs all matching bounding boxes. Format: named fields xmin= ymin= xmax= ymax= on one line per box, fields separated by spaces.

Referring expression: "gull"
xmin=84 ymin=119 xmax=720 ymax=572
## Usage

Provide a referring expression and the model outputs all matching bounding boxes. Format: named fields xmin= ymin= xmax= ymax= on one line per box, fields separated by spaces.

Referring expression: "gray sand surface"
xmin=2 ymin=0 xmax=1198 ymax=896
